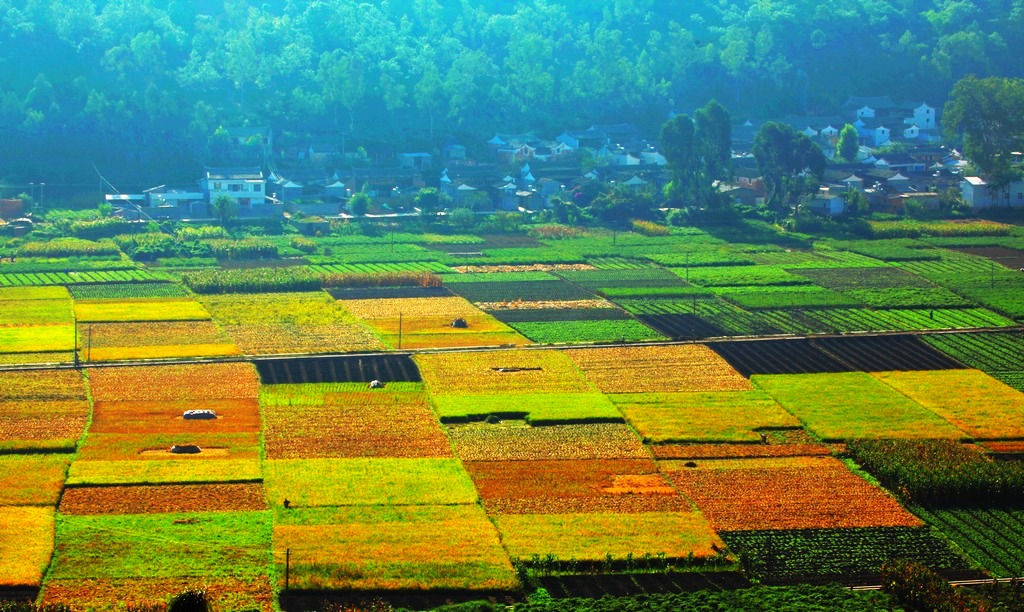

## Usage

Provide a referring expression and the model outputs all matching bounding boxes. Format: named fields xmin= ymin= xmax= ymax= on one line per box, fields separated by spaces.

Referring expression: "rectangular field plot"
xmin=0 ymin=506 xmax=55 ymax=586
xmin=58 ymin=483 xmax=266 ymax=515
xmin=0 ymin=294 xmax=73 ymax=325
xmin=261 ymin=384 xmax=451 ymax=459
xmin=465 ymin=459 xmax=686 ymax=514
xmin=790 ymin=266 xmax=934 ymax=291
xmin=273 ymin=505 xmax=518 ymax=591
xmin=68 ymin=282 xmax=188 ymax=300
xmin=200 ymin=292 xmax=385 ymax=354
xmin=720 ymin=527 xmax=973 ymax=585
xmin=873 ymin=369 xmax=1024 ymax=439
xmin=42 ymin=511 xmax=273 ymax=610
xmin=432 ymin=392 xmax=622 ymax=425
xmin=812 ymin=334 xmax=966 ymax=372
xmin=89 ymin=399 xmax=261 ymax=435
xmin=447 ymin=423 xmax=648 ymax=461
xmin=612 ymin=391 xmax=800 ymax=443
xmin=74 ymin=298 xmax=212 ymax=323
xmin=255 ymin=354 xmax=421 ymax=385
xmin=264 ymin=458 xmax=477 ymax=507
xmin=507 ymin=320 xmax=665 ymax=344
xmin=81 ymin=320 xmax=239 ymax=361
xmin=416 ymin=349 xmax=595 ymax=396
xmin=445 ymin=275 xmax=596 ymax=303
xmin=651 ymin=442 xmax=831 ymax=460
xmin=66 ymin=458 xmax=262 ymax=486
xmin=708 ymin=339 xmax=853 ymax=377
xmin=88 ymin=362 xmax=260 ymax=402
xmin=342 ymin=296 xmax=527 ymax=348
xmin=0 ymin=370 xmax=89 ymax=451
xmin=683 ymin=265 xmax=813 ymax=287
xmin=493 ymin=512 xmax=724 ymax=563
xmin=74 ymin=431 xmax=260 ymax=462
xmin=566 ymin=345 xmax=751 ymax=393
xmin=914 ymin=507 xmax=1024 ymax=578
xmin=0 ymin=454 xmax=70 ymax=505
xmin=663 ymin=456 xmax=922 ymax=531
xmin=753 ymin=372 xmax=967 ymax=441
xmin=0 ymin=324 xmax=75 ymax=353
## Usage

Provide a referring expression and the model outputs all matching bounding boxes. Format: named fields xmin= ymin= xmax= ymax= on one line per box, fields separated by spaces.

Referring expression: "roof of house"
xmin=205 ymin=167 xmax=263 ymax=180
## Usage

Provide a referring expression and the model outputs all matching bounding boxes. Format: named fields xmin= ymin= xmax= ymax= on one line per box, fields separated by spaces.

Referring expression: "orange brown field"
xmin=88 ymin=362 xmax=260 ymax=402
xmin=41 ymin=577 xmax=275 ymax=612
xmin=566 ymin=345 xmax=752 ymax=393
xmin=0 ymin=370 xmax=89 ymax=450
xmin=465 ymin=459 xmax=687 ymax=514
xmin=58 ymin=483 xmax=267 ymax=515
xmin=74 ymin=432 xmax=260 ymax=462
xmin=89 ymin=399 xmax=261 ymax=434
xmin=663 ymin=456 xmax=923 ymax=532
xmin=650 ymin=443 xmax=832 ymax=460
xmin=447 ymin=423 xmax=648 ymax=461
xmin=82 ymin=320 xmax=240 ymax=361
xmin=261 ymin=385 xmax=452 ymax=459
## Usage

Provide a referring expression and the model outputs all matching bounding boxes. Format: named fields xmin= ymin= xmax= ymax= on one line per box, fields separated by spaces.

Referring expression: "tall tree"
xmin=753 ymin=122 xmax=826 ymax=214
xmin=836 ymin=123 xmax=860 ymax=162
xmin=660 ymin=114 xmax=698 ymax=206
xmin=694 ymin=99 xmax=732 ymax=182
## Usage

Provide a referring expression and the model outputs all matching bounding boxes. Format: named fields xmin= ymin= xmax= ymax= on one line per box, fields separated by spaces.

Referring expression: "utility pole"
xmin=398 ymin=313 xmax=403 ymax=350
xmin=285 ymin=548 xmax=290 ymax=591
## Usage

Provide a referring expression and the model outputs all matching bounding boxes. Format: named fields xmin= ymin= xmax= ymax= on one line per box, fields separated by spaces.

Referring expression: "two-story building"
xmin=200 ymin=167 xmax=266 ymax=211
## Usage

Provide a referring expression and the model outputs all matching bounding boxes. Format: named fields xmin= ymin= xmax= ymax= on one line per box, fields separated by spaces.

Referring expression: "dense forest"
xmin=1 ymin=0 xmax=1023 ymax=192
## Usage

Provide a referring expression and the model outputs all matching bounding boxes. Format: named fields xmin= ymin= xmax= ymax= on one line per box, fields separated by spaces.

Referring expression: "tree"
xmin=753 ymin=122 xmax=826 ymax=214
xmin=660 ymin=114 xmax=698 ymax=206
xmin=211 ymin=194 xmax=238 ymax=228
xmin=348 ymin=192 xmax=370 ymax=217
xmin=944 ymin=75 xmax=1024 ymax=188
xmin=694 ymin=99 xmax=732 ymax=182
xmin=415 ymin=187 xmax=447 ymax=219
xmin=836 ymin=123 xmax=859 ymax=162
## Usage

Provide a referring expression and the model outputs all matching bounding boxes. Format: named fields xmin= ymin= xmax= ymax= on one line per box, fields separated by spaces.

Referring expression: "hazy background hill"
xmin=1 ymin=0 xmax=1021 ymax=187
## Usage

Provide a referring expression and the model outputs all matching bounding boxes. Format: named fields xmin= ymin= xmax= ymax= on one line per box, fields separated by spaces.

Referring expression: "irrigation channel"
xmin=2 ymin=325 xmax=1023 ymax=376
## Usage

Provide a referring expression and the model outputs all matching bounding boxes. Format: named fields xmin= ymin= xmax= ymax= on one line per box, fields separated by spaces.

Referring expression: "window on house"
xmin=230 ymin=184 xmax=241 ymax=192
xmin=214 ymin=182 xmax=221 ymax=190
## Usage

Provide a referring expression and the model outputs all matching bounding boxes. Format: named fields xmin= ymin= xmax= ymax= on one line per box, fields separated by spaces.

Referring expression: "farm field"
xmin=752 ymin=372 xmax=970 ymax=441
xmin=4 ymin=222 xmax=1024 ymax=608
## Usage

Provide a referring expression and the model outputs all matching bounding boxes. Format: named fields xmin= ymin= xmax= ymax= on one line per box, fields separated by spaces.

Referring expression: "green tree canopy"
xmin=944 ymin=75 xmax=1024 ymax=187
xmin=836 ymin=123 xmax=860 ymax=163
xmin=753 ymin=121 xmax=826 ymax=213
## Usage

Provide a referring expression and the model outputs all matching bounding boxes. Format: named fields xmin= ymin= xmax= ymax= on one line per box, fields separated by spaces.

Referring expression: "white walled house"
xmin=201 ymin=167 xmax=266 ymax=210
xmin=962 ymin=177 xmax=1024 ymax=208
xmin=912 ymin=103 xmax=936 ymax=130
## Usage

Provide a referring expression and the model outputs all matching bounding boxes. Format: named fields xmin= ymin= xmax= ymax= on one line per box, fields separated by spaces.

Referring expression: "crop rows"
xmin=506 ymin=320 xmax=663 ymax=343
xmin=707 ymin=339 xmax=851 ymax=376
xmin=566 ymin=345 xmax=752 ymax=393
xmin=913 ymin=507 xmax=1024 ymax=578
xmin=812 ymin=335 xmax=966 ymax=372
xmin=721 ymin=527 xmax=973 ymax=584
xmin=923 ymin=332 xmax=1024 ymax=373
xmin=67 ymin=282 xmax=187 ymax=299
xmin=0 ymin=269 xmax=159 ymax=286
xmin=847 ymin=438 xmax=1024 ymax=506
xmin=255 ymin=354 xmax=421 ymax=384
xmin=446 ymin=279 xmax=595 ymax=303
xmin=308 ymin=261 xmax=448 ymax=274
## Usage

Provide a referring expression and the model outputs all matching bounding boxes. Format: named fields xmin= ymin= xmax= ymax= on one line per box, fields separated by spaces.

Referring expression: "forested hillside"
xmin=1 ymin=0 xmax=1021 ymax=185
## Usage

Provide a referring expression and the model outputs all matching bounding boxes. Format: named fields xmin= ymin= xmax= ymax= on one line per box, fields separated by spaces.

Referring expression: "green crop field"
xmin=753 ymin=372 xmax=968 ymax=441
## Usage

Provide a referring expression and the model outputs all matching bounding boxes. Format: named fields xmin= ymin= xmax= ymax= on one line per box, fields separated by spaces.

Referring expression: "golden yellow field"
xmin=274 ymin=505 xmax=519 ymax=591
xmin=80 ymin=321 xmax=239 ymax=361
xmin=0 ymin=506 xmax=55 ymax=586
xmin=416 ymin=349 xmax=595 ymax=396
xmin=74 ymin=298 xmax=212 ymax=323
xmin=0 ymin=454 xmax=70 ymax=505
xmin=873 ymin=369 xmax=1024 ymax=440
xmin=342 ymin=296 xmax=527 ymax=348
xmin=88 ymin=363 xmax=260 ymax=402
xmin=493 ymin=512 xmax=724 ymax=561
xmin=566 ymin=345 xmax=752 ymax=393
